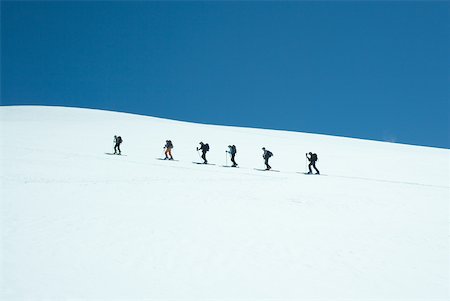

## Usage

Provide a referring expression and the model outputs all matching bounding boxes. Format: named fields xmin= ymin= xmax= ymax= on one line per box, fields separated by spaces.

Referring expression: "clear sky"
xmin=1 ymin=1 xmax=449 ymax=148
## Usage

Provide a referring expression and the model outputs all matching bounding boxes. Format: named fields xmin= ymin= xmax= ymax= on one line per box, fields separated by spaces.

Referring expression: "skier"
xmin=164 ymin=140 xmax=174 ymax=160
xmin=113 ymin=135 xmax=123 ymax=155
xmin=226 ymin=145 xmax=238 ymax=167
xmin=306 ymin=152 xmax=320 ymax=174
xmin=197 ymin=142 xmax=210 ymax=164
xmin=262 ymin=147 xmax=273 ymax=170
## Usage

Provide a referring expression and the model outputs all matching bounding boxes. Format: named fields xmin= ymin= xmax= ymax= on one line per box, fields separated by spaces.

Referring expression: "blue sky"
xmin=1 ymin=1 xmax=449 ymax=148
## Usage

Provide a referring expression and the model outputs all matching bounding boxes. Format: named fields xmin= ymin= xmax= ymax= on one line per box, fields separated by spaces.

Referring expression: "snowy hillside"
xmin=1 ymin=106 xmax=449 ymax=300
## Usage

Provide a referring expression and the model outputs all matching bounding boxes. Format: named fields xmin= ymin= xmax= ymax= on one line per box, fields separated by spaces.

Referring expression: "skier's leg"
xmin=231 ymin=154 xmax=237 ymax=166
xmin=308 ymin=163 xmax=313 ymax=174
xmin=169 ymin=149 xmax=173 ymax=160
xmin=202 ymin=152 xmax=207 ymax=164
xmin=313 ymin=163 xmax=320 ymax=174
xmin=265 ymin=158 xmax=271 ymax=170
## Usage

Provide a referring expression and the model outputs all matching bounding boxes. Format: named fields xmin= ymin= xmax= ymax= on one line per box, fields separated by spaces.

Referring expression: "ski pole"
xmin=225 ymin=150 xmax=228 ymax=167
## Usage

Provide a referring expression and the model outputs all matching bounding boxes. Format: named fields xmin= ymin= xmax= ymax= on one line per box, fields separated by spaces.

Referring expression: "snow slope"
xmin=1 ymin=106 xmax=449 ymax=300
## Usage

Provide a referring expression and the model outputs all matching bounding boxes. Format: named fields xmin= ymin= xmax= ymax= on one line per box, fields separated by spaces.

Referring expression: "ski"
xmin=192 ymin=162 xmax=215 ymax=166
xmin=105 ymin=152 xmax=127 ymax=156
xmin=254 ymin=168 xmax=280 ymax=172
xmin=297 ymin=172 xmax=324 ymax=176
xmin=156 ymin=158 xmax=179 ymax=161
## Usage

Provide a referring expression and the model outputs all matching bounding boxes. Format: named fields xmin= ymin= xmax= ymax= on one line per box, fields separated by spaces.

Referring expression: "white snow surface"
xmin=1 ymin=106 xmax=449 ymax=301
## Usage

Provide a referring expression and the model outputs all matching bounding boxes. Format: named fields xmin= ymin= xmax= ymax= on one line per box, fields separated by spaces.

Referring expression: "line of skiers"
xmin=112 ymin=135 xmax=319 ymax=174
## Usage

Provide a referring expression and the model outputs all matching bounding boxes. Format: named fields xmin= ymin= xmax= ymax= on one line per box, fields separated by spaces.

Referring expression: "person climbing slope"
xmin=197 ymin=142 xmax=210 ymax=164
xmin=226 ymin=145 xmax=238 ymax=167
xmin=262 ymin=147 xmax=273 ymax=170
xmin=164 ymin=140 xmax=174 ymax=160
xmin=113 ymin=135 xmax=123 ymax=155
xmin=306 ymin=152 xmax=320 ymax=175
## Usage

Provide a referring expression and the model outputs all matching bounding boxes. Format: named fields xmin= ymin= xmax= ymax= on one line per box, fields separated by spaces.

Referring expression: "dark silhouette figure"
xmin=262 ymin=147 xmax=273 ymax=170
xmin=197 ymin=142 xmax=210 ymax=164
xmin=306 ymin=152 xmax=320 ymax=174
xmin=114 ymin=135 xmax=123 ymax=155
xmin=164 ymin=140 xmax=174 ymax=160
xmin=227 ymin=145 xmax=238 ymax=167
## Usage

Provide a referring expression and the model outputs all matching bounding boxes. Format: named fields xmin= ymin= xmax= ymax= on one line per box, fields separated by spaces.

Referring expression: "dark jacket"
xmin=228 ymin=145 xmax=237 ymax=155
xmin=165 ymin=140 xmax=173 ymax=149
xmin=198 ymin=143 xmax=209 ymax=152
xmin=263 ymin=150 xmax=273 ymax=159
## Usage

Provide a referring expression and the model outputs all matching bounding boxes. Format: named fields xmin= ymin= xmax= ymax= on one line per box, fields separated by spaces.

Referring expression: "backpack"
xmin=311 ymin=153 xmax=318 ymax=161
xmin=230 ymin=145 xmax=237 ymax=155
xmin=266 ymin=150 xmax=273 ymax=158
xmin=117 ymin=136 xmax=123 ymax=144
xmin=167 ymin=140 xmax=173 ymax=148
xmin=204 ymin=143 xmax=210 ymax=151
